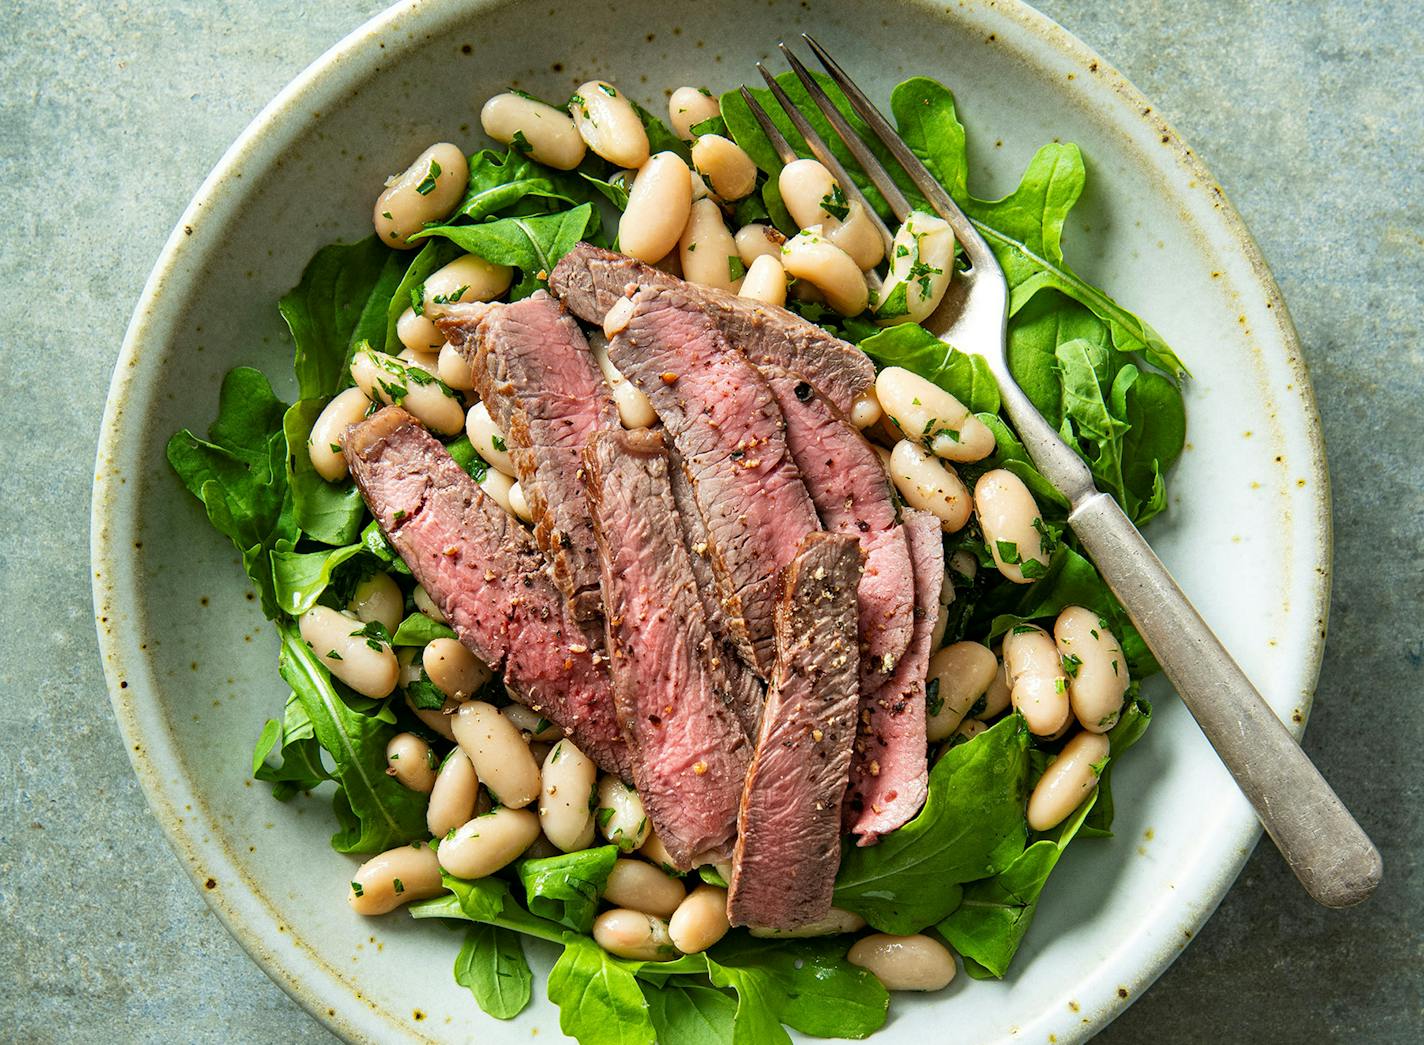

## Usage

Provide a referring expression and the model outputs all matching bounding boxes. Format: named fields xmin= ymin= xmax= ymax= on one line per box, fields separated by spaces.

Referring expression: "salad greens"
xmin=167 ymin=72 xmax=1187 ymax=1040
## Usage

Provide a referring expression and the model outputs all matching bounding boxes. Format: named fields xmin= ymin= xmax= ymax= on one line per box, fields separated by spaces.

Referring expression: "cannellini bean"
xmin=348 ymin=843 xmax=444 ymax=915
xmin=1003 ymin=624 xmax=1070 ymax=737
xmin=603 ymin=858 xmax=687 ymax=918
xmin=1028 ymin=731 xmax=1111 ymax=831
xmin=428 ymin=748 xmax=479 ymax=839
xmin=398 ymin=346 xmax=440 ymax=373
xmin=678 ymin=198 xmax=742 ymax=291
xmin=875 ymin=367 xmax=996 ymax=464
xmin=412 ymin=583 xmax=447 ymax=624
xmin=438 ymin=343 xmax=476 ymax=392
xmin=849 ymin=389 xmax=882 ymax=430
xmin=603 ymin=297 xmax=635 ymax=339
xmin=385 ymin=732 xmax=437 ymax=793
xmin=1055 ymin=606 xmax=1130 ymax=733
xmin=374 ymin=142 xmax=468 ymax=249
xmin=638 ymin=830 xmax=681 ymax=874
xmin=539 ymin=740 xmax=599 ymax=852
xmin=689 ymin=168 xmax=715 ymax=203
xmin=396 ymin=306 xmax=443 ymax=354
xmin=738 ymin=254 xmax=787 ymax=306
xmin=347 ymin=572 xmax=402 ymax=634
xmin=452 ymin=701 xmax=541 ymax=808
xmin=423 ymin=254 xmax=514 ymax=320
xmin=668 ymin=86 xmax=722 ymax=140
xmin=889 ymin=441 xmax=972 ymax=532
xmin=975 ymin=658 xmax=1012 ymax=721
xmin=589 ymin=332 xmax=656 ymax=429
xmin=478 ymin=467 xmax=517 ymax=516
xmin=308 ymin=387 xmax=371 ymax=482
xmin=779 ymin=158 xmax=841 ymax=229
xmin=781 ymin=228 xmax=868 ymax=316
xmin=350 ymin=346 xmax=464 ymax=436
xmin=949 ymin=550 xmax=978 ymax=584
xmin=437 ymin=807 xmax=541 ymax=878
xmin=875 ymin=211 xmax=955 ymax=326
xmin=593 ymin=909 xmax=678 ymax=961
xmin=508 ymin=481 xmax=534 ymax=523
xmin=501 ymin=702 xmax=563 ymax=742
xmin=481 ymin=91 xmax=586 ymax=170
xmin=975 ymin=470 xmax=1050 ymax=584
xmin=825 ymin=200 xmax=886 ymax=270
xmin=925 ymin=642 xmax=998 ymax=741
xmin=569 ymin=81 xmax=649 ymax=168
xmin=618 ymin=152 xmax=692 ymax=264
xmin=464 ymin=401 xmax=515 ymax=476
xmin=735 ymin=223 xmax=785 ymax=266
xmin=299 ymin=606 xmax=398 ymax=698
xmin=423 ymin=637 xmax=490 ymax=701
xmin=403 ymin=689 xmax=457 ymax=742
xmin=597 ymin=776 xmax=650 ymax=851
xmin=668 ymin=884 xmax=730 ymax=953
xmin=691 ymin=134 xmax=757 ymax=201
xmin=930 ymin=603 xmax=950 ymax=653
xmin=748 ymin=907 xmax=866 ymax=938
xmin=847 ymin=933 xmax=956 ymax=991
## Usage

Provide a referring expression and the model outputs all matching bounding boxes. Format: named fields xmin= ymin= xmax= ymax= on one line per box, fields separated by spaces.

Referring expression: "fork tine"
xmin=736 ymin=86 xmax=798 ymax=166
xmin=800 ymin=33 xmax=995 ymax=266
xmin=756 ymin=62 xmax=895 ymax=253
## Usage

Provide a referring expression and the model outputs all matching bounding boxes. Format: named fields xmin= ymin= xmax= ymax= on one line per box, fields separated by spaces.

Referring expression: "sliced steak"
xmin=344 ymin=407 xmax=630 ymax=778
xmin=728 ymin=533 xmax=862 ymax=930
xmin=844 ymin=509 xmax=943 ymax=844
xmin=438 ymin=291 xmax=616 ymax=621
xmin=550 ymin=242 xmax=875 ymax=414
xmin=583 ymin=428 xmax=753 ymax=868
xmin=762 ymin=369 xmax=915 ymax=691
xmin=608 ymin=283 xmax=822 ymax=676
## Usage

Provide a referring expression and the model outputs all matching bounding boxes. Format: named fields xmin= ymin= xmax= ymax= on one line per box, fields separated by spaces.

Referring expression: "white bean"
xmin=738 ymin=254 xmax=787 ymax=306
xmin=373 ymin=142 xmax=468 ymax=249
xmin=778 ymin=158 xmax=840 ymax=229
xmin=735 ymin=223 xmax=785 ymax=266
xmin=889 ymin=440 xmax=972 ymax=532
xmin=348 ymin=843 xmax=444 ymax=915
xmin=423 ymin=637 xmax=490 ymax=700
xmin=592 ymin=909 xmax=679 ymax=961
xmin=385 ymin=731 xmax=437 ymax=793
xmin=604 ymin=859 xmax=687 ymax=918
xmin=689 ymin=167 xmax=715 ymax=203
xmin=825 ymin=200 xmax=886 ymax=270
xmin=638 ymin=830 xmax=681 ymax=874
xmin=299 ymin=606 xmax=398 ymax=698
xmin=849 ymin=389 xmax=883 ymax=429
xmin=668 ymin=884 xmax=730 ymax=953
xmin=678 ymin=198 xmax=742 ymax=291
xmin=437 ymin=807 xmax=541 ymax=878
xmin=396 ymin=306 xmax=443 ymax=354
xmin=847 ymin=933 xmax=956 ymax=992
xmin=930 ymin=602 xmax=950 ymax=653
xmin=949 ymin=550 xmax=978 ymax=584
xmin=438 ymin=343 xmax=475 ymax=392
xmin=691 ymin=134 xmax=757 ymax=201
xmin=1055 ymin=606 xmax=1130 ymax=733
xmin=422 ymin=254 xmax=514 ymax=320
xmin=397 ymin=346 xmax=440 ymax=373
xmin=427 ymin=748 xmax=479 ymax=839
xmin=748 ymin=907 xmax=866 ymax=938
xmin=403 ymin=690 xmax=457 ymax=742
xmin=347 ymin=571 xmax=402 ymax=634
xmin=452 ymin=701 xmax=541 ymax=808
xmin=508 ymin=481 xmax=534 ymax=523
xmin=875 ymin=211 xmax=955 ymax=326
xmin=1002 ymin=624 xmax=1070 ymax=737
xmin=589 ymin=332 xmax=656 ymax=429
xmin=569 ymin=81 xmax=650 ymax=168
xmin=875 ymin=366 xmax=995 ymax=463
xmin=668 ymin=86 xmax=722 ymax=140
xmin=781 ymin=228 xmax=868 ymax=316
xmin=975 ymin=658 xmax=1012 ymax=721
xmin=500 ymin=703 xmax=563 ymax=742
xmin=597 ymin=776 xmax=650 ymax=851
xmin=412 ymin=583 xmax=447 ymax=624
xmin=925 ymin=642 xmax=998 ymax=741
xmin=539 ymin=740 xmax=599 ymax=852
xmin=478 ymin=466 xmax=517 ymax=516
xmin=617 ymin=152 xmax=693 ymax=264
xmin=308 ymin=387 xmax=371 ymax=482
xmin=463 ymin=401 xmax=515 ymax=475
xmin=1028 ymin=731 xmax=1111 ymax=831
xmin=481 ymin=91 xmax=587 ymax=170
xmin=975 ymin=470 xmax=1050 ymax=584
xmin=350 ymin=346 xmax=464 ymax=436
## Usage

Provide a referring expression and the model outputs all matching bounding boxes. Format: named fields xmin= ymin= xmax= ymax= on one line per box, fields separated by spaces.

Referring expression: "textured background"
xmin=1 ymin=0 xmax=1419 ymax=1041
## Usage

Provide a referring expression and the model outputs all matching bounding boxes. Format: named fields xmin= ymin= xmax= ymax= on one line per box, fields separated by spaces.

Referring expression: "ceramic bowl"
xmin=92 ymin=0 xmax=1329 ymax=1040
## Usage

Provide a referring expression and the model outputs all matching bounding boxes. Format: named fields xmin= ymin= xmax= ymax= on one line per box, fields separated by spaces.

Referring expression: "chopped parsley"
xmin=432 ymin=285 xmax=469 ymax=305
xmin=1062 ymin=653 xmax=1083 ymax=677
xmin=820 ymin=184 xmax=849 ymax=222
xmin=728 ymin=255 xmax=746 ymax=281
xmin=325 ymin=649 xmax=343 ymax=661
xmin=996 ymin=540 xmax=1023 ymax=566
xmin=491 ymin=434 xmax=507 ymax=452
xmin=393 ymin=878 xmax=406 ymax=895
xmin=925 ymin=677 xmax=944 ymax=718
xmin=350 ymin=881 xmax=364 ymax=897
xmin=415 ymin=159 xmax=441 ymax=196
xmin=510 ymin=129 xmax=532 ymax=155
xmin=409 ymin=284 xmax=425 ymax=315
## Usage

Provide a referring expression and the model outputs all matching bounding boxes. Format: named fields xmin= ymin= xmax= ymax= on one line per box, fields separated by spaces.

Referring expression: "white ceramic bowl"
xmin=92 ymin=0 xmax=1329 ymax=1041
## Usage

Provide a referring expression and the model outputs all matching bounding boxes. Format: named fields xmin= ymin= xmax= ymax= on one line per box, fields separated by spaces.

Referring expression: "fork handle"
xmin=1067 ymin=490 xmax=1381 ymax=907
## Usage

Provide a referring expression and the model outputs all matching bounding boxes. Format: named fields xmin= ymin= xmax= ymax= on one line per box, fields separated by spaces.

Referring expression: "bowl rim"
xmin=91 ymin=0 xmax=1331 ymax=1041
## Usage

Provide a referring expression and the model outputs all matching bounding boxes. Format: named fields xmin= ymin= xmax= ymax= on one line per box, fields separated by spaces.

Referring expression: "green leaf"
xmin=412 ymin=204 xmax=599 ymax=298
xmin=834 ymin=715 xmax=1031 ymax=932
xmin=1120 ymin=369 xmax=1186 ymax=524
xmin=858 ymin=322 xmax=1000 ymax=414
xmin=454 ymin=923 xmax=533 ymax=1020
xmin=391 ymin=612 xmax=457 ymax=645
xmin=455 ymin=146 xmax=589 ymax=223
xmin=890 ymin=77 xmax=968 ymax=200
xmin=517 ymin=846 xmax=620 ymax=933
xmin=633 ymin=100 xmax=691 ymax=162
xmin=645 ymin=982 xmax=737 ymax=1045
xmin=360 ymin=518 xmax=410 ymax=575
xmin=281 ymin=400 xmax=367 ymax=545
xmin=548 ymin=934 xmax=658 ymax=1045
xmin=252 ymin=692 xmax=331 ymax=800
xmin=1056 ymin=337 xmax=1133 ymax=510
xmin=270 ymin=541 xmax=368 ymax=617
xmin=977 ymin=413 xmax=1070 ymax=511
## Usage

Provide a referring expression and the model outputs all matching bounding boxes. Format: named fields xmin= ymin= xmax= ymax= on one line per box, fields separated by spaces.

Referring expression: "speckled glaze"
xmin=91 ymin=1 xmax=1330 ymax=1042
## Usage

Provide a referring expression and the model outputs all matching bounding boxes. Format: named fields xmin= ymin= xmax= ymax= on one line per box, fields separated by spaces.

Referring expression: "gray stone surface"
xmin=0 ymin=1 xmax=1418 ymax=1041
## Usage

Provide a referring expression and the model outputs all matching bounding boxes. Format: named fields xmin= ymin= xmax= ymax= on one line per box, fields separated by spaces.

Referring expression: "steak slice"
xmin=762 ymin=369 xmax=915 ymax=691
xmin=843 ymin=509 xmax=943 ymax=843
xmin=549 ymin=242 xmax=875 ymax=415
xmin=608 ymin=283 xmax=823 ymax=676
xmin=438 ymin=292 xmax=616 ymax=621
xmin=728 ymin=533 xmax=862 ymax=930
xmin=344 ymin=407 xmax=630 ymax=779
xmin=583 ymin=429 xmax=753 ymax=868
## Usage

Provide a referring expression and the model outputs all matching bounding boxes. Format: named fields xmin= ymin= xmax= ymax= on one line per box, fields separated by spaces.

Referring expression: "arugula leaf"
xmin=270 ymin=541 xmax=367 ymax=617
xmin=517 ymin=846 xmax=619 ymax=933
xmin=645 ymin=982 xmax=737 ymax=1045
xmin=1120 ymin=368 xmax=1186 ymax=525
xmin=411 ymin=204 xmax=599 ymax=298
xmin=633 ymin=100 xmax=691 ymax=162
xmin=1056 ymin=337 xmax=1133 ymax=509
xmin=454 ymin=146 xmax=589 ymax=223
xmin=359 ymin=518 xmax=410 ymax=575
xmin=252 ymin=691 xmax=331 ymax=799
xmin=857 ymin=322 xmax=1000 ymax=413
xmin=1005 ymin=289 xmax=1110 ymax=428
xmin=391 ymin=612 xmax=457 ymax=645
xmin=411 ymin=872 xmax=569 ymax=943
xmin=277 ymin=622 xmax=426 ymax=852
xmin=281 ymin=400 xmax=367 ymax=545
xmin=977 ymin=413 xmax=1070 ymax=511
xmin=834 ymin=715 xmax=1030 ymax=932
xmin=548 ymin=934 xmax=658 ymax=1045
xmin=454 ymin=923 xmax=533 ymax=1020
xmin=383 ymin=238 xmax=462 ymax=352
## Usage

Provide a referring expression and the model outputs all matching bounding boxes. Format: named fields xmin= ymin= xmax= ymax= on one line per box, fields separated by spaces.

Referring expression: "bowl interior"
xmin=94 ymin=0 xmax=1328 ymax=1041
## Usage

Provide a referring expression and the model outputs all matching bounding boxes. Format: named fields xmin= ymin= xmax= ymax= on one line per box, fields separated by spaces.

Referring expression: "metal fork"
xmin=747 ymin=35 xmax=1380 ymax=908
